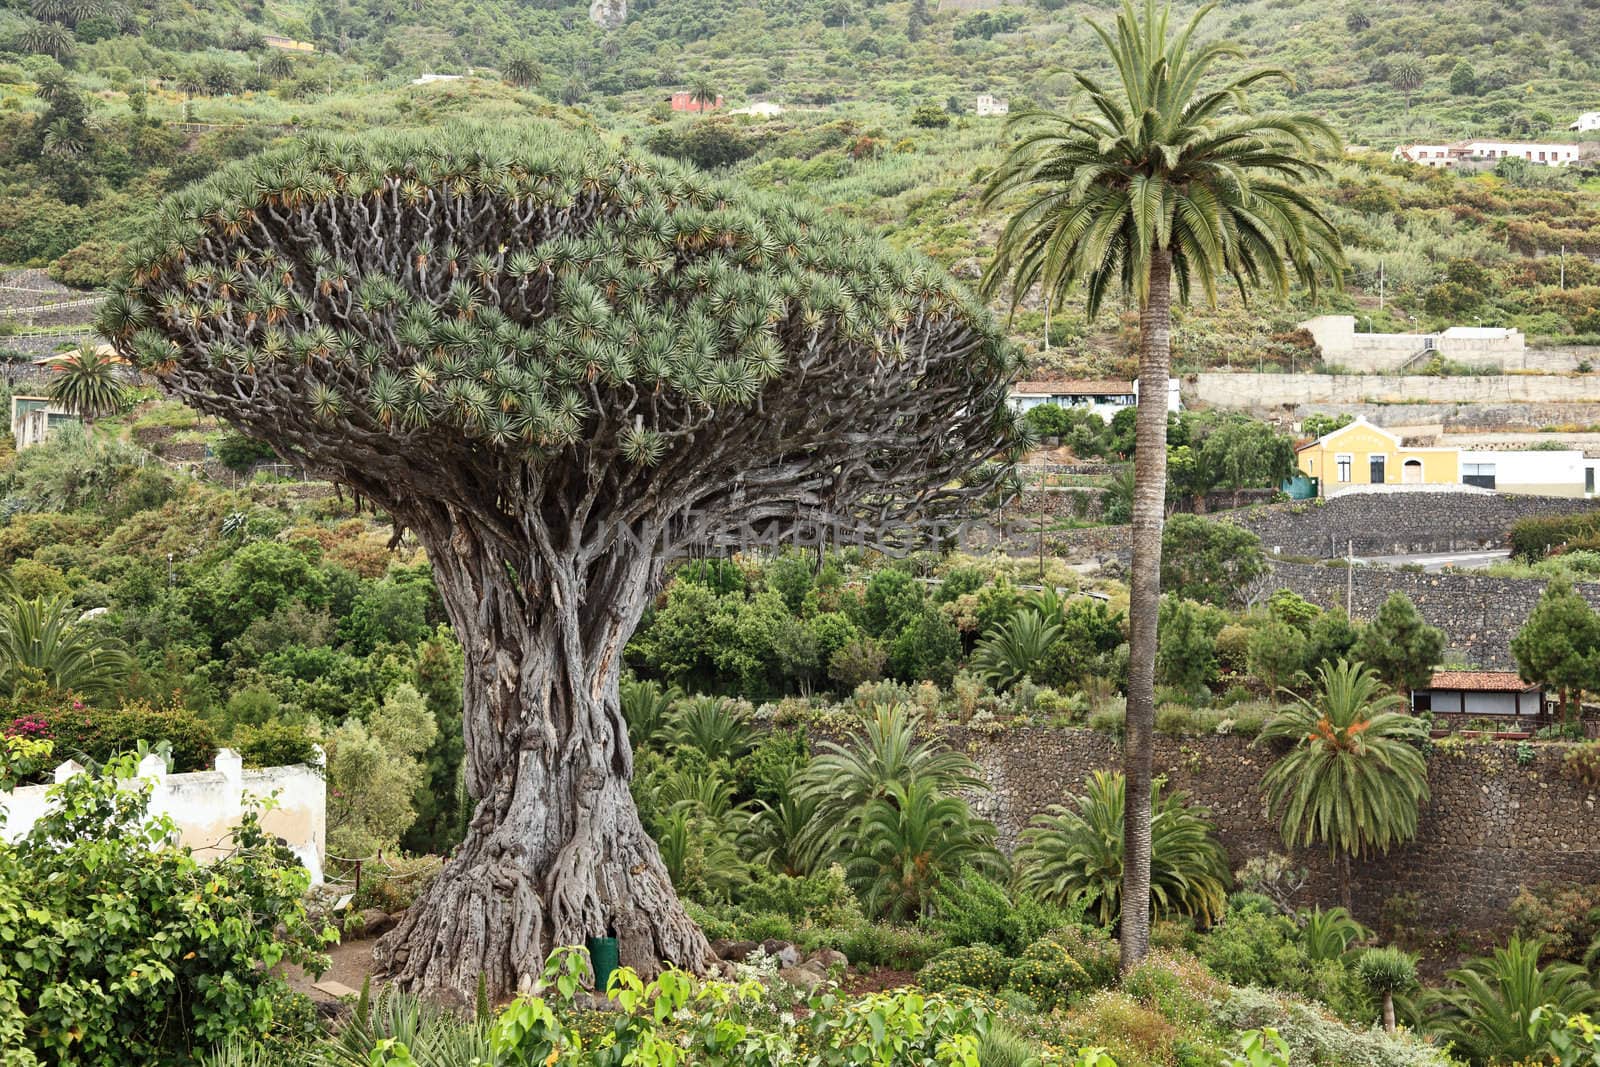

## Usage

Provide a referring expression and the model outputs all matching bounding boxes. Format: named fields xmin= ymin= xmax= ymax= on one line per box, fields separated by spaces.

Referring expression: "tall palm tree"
xmin=982 ymin=0 xmax=1344 ymax=972
xmin=45 ymin=347 xmax=128 ymax=427
xmin=0 ymin=589 xmax=133 ymax=702
xmin=503 ymin=51 xmax=539 ymax=89
xmin=1259 ymin=659 xmax=1429 ymax=909
xmin=1426 ymin=936 xmax=1599 ymax=1065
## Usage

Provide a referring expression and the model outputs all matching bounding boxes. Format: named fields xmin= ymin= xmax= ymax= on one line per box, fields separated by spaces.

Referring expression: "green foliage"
xmin=927 ymin=864 xmax=1075 ymax=955
xmin=1356 ymin=946 xmax=1419 ymax=997
xmin=1351 ymin=593 xmax=1445 ymax=694
xmin=36 ymin=699 xmax=218 ymax=771
xmin=1006 ymin=937 xmax=1093 ymax=1011
xmin=1016 ymin=769 xmax=1231 ymax=926
xmin=43 ymin=347 xmax=129 ymax=423
xmin=916 ymin=943 xmax=1011 ymax=993
xmin=213 ymin=432 xmax=277 ymax=473
xmin=972 ymin=607 xmax=1060 ymax=692
xmin=1426 ymin=936 xmax=1600 ymax=1066
xmin=233 ymin=719 xmax=320 ymax=768
xmin=1260 ymin=659 xmax=1430 ymax=864
xmin=1156 ymin=596 xmax=1222 ymax=693
xmin=1512 ymin=577 xmax=1600 ymax=720
xmin=0 ymin=588 xmax=133 ymax=702
xmin=325 ymin=683 xmax=436 ymax=856
xmin=0 ymin=759 xmax=331 ymax=1065
xmin=1160 ymin=516 xmax=1268 ymax=609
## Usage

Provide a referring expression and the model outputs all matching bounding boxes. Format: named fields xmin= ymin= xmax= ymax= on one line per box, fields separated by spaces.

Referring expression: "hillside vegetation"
xmin=2 ymin=0 xmax=1599 ymax=375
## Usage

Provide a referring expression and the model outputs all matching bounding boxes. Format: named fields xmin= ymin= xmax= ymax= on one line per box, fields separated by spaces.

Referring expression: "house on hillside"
xmin=1006 ymin=378 xmax=1179 ymax=422
xmin=1571 ymin=112 xmax=1600 ymax=132
xmin=975 ymin=93 xmax=1009 ymax=117
xmin=1294 ymin=417 xmax=1599 ymax=497
xmin=9 ymin=396 xmax=78 ymax=450
xmin=1294 ymin=417 xmax=1459 ymax=495
xmin=1411 ymin=671 xmax=1545 ymax=720
xmin=1300 ymin=314 xmax=1525 ymax=372
xmin=262 ymin=35 xmax=315 ymax=52
xmin=670 ymin=91 xmax=723 ymax=113
xmin=1392 ymin=140 xmax=1581 ymax=168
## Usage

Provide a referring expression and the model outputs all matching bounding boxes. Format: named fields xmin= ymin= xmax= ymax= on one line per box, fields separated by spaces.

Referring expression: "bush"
xmin=917 ymin=944 xmax=1011 ymax=993
xmin=1006 ymin=937 xmax=1092 ymax=1010
xmin=233 ymin=719 xmax=321 ymax=769
xmin=837 ymin=923 xmax=943 ymax=970
xmin=1510 ymin=882 xmax=1600 ymax=961
xmin=0 ymin=761 xmax=331 ymax=1064
xmin=39 ymin=700 xmax=218 ymax=771
xmin=1564 ymin=742 xmax=1600 ymax=788
xmin=928 ymin=865 xmax=1075 ymax=954
xmin=740 ymin=866 xmax=864 ymax=930
xmin=213 ymin=431 xmax=278 ymax=472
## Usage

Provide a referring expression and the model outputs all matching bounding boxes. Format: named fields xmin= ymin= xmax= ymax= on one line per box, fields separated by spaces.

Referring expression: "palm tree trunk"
xmin=1382 ymin=990 xmax=1396 ymax=1032
xmin=1121 ymin=247 xmax=1172 ymax=976
xmin=1340 ymin=850 xmax=1353 ymax=911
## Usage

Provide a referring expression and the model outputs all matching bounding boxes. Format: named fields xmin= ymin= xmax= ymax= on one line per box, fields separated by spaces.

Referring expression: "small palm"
xmin=45 ymin=347 xmax=128 ymax=424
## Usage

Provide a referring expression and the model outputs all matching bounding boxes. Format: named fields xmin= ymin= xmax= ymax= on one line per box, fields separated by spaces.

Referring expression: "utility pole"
xmin=1043 ymin=297 xmax=1051 ymax=353
xmin=1346 ymin=538 xmax=1354 ymax=617
xmin=1378 ymin=261 xmax=1385 ymax=311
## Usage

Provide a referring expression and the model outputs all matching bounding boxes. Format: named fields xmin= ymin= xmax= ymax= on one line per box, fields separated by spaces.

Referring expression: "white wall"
xmin=1459 ymin=449 xmax=1589 ymax=495
xmin=0 ymin=749 xmax=326 ymax=883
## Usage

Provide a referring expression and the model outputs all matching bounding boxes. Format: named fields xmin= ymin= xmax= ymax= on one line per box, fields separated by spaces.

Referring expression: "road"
xmin=1357 ymin=549 xmax=1510 ymax=572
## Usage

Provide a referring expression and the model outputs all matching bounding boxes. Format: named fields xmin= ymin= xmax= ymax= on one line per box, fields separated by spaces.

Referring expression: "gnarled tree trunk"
xmin=1121 ymin=248 xmax=1172 ymax=976
xmin=373 ymin=507 xmax=710 ymax=1000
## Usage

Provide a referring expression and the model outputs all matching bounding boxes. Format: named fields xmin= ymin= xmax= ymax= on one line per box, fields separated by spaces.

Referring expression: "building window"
xmin=1587 ymin=467 xmax=1595 ymax=495
xmin=1413 ymin=692 xmax=1432 ymax=712
xmin=1336 ymin=454 xmax=1352 ymax=483
xmin=1463 ymin=462 xmax=1497 ymax=490
xmin=1370 ymin=455 xmax=1386 ymax=484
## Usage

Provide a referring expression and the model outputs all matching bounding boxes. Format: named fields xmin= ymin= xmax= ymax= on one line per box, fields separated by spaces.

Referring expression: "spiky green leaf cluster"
xmin=103 ymin=123 xmax=1016 ymax=474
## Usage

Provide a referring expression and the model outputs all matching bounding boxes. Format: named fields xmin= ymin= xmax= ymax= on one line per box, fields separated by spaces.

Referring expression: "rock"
xmin=760 ymin=939 xmax=800 ymax=967
xmin=806 ymin=948 xmax=848 ymax=970
xmin=356 ymin=908 xmax=395 ymax=938
xmin=588 ymin=0 xmax=625 ymax=29
xmin=714 ymin=939 xmax=760 ymax=962
xmin=714 ymin=960 xmax=737 ymax=980
xmin=779 ymin=964 xmax=826 ymax=994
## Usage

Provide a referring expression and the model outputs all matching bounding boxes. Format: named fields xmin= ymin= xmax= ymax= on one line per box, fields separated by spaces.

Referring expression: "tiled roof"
xmin=1425 ymin=670 xmax=1539 ymax=692
xmin=1011 ymin=380 xmax=1134 ymax=395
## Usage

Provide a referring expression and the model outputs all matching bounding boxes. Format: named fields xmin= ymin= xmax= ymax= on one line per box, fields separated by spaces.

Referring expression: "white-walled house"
xmin=1007 ymin=378 xmax=1180 ymax=422
xmin=1571 ymin=112 xmax=1600 ymax=132
xmin=1411 ymin=671 xmax=1544 ymax=719
xmin=1392 ymin=140 xmax=1581 ymax=168
xmin=975 ymin=93 xmax=1009 ymax=117
xmin=1457 ymin=449 xmax=1598 ymax=497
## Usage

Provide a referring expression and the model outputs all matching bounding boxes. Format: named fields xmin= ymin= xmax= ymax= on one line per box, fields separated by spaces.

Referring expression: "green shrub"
xmin=1509 ymin=882 xmax=1600 ymax=962
xmin=39 ymin=700 xmax=218 ymax=771
xmin=740 ymin=865 xmax=864 ymax=929
xmin=0 ymin=760 xmax=331 ymax=1064
xmin=917 ymin=944 xmax=1011 ymax=993
xmin=1005 ymin=937 xmax=1092 ymax=1011
xmin=1564 ymin=742 xmax=1600 ymax=788
xmin=1155 ymin=703 xmax=1199 ymax=735
xmin=837 ymin=923 xmax=943 ymax=970
xmin=233 ymin=719 xmax=321 ymax=769
xmin=928 ymin=864 xmax=1075 ymax=954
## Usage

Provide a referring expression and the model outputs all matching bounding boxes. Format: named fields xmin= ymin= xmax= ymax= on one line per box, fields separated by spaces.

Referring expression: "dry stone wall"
xmin=947 ymin=727 xmax=1600 ymax=936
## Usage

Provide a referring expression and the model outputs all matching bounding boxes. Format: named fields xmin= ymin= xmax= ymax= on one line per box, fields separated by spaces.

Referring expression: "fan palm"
xmin=263 ymin=50 xmax=294 ymax=81
xmin=798 ymin=703 xmax=983 ymax=850
xmin=972 ymin=608 xmax=1061 ymax=692
xmin=1016 ymin=769 xmax=1230 ymax=928
xmin=1426 ymin=936 xmax=1599 ymax=1065
xmin=0 ymin=589 xmax=132 ymax=702
xmin=45 ymin=347 xmax=129 ymax=426
xmin=1259 ymin=658 xmax=1429 ymax=909
xmin=845 ymin=777 xmax=998 ymax=921
xmin=982 ymin=0 xmax=1343 ymax=971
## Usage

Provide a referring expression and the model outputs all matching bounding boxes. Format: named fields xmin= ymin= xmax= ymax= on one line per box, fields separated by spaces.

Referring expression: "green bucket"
xmin=586 ymin=935 xmax=620 ymax=993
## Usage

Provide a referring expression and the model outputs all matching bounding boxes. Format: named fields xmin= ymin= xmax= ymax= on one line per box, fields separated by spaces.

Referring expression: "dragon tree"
xmin=101 ymin=124 xmax=1020 ymax=999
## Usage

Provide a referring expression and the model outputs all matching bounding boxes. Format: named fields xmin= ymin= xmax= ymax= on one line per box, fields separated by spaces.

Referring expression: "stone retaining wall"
xmin=1230 ymin=492 xmax=1600 ymax=558
xmin=1267 ymin=560 xmax=1600 ymax=667
xmin=947 ymin=727 xmax=1599 ymax=937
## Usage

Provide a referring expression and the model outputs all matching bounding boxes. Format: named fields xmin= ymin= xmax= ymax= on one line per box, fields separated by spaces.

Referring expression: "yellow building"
xmin=1295 ymin=417 xmax=1459 ymax=496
